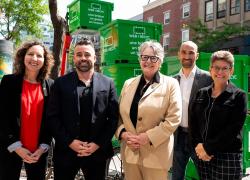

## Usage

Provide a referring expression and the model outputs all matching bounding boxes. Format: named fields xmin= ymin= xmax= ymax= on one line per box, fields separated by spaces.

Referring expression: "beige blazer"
xmin=116 ymin=73 xmax=182 ymax=171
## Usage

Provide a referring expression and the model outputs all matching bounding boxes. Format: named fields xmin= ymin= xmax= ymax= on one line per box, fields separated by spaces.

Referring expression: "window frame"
xmin=164 ymin=11 xmax=170 ymax=24
xmin=205 ymin=0 xmax=214 ymax=22
xmin=245 ymin=0 xmax=250 ymax=11
xmin=182 ymin=3 xmax=190 ymax=18
xmin=230 ymin=0 xmax=240 ymax=15
xmin=181 ymin=29 xmax=189 ymax=42
xmin=147 ymin=16 xmax=154 ymax=23
xmin=217 ymin=0 xmax=226 ymax=18
xmin=163 ymin=33 xmax=170 ymax=46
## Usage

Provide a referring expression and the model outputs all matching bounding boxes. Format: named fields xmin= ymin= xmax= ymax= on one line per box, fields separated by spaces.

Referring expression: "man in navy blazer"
xmin=47 ymin=38 xmax=119 ymax=180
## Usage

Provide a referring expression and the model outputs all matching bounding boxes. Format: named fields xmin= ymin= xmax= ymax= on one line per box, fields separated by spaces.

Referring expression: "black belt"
xmin=178 ymin=126 xmax=189 ymax=133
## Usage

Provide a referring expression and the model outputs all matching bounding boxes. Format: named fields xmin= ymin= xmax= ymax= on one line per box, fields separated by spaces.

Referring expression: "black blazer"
xmin=47 ymin=71 xmax=119 ymax=159
xmin=0 ymin=74 xmax=54 ymax=148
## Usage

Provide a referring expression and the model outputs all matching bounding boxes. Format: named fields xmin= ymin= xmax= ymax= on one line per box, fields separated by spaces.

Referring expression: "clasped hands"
xmin=121 ymin=132 xmax=150 ymax=151
xmin=69 ymin=139 xmax=99 ymax=157
xmin=195 ymin=143 xmax=213 ymax=161
xmin=15 ymin=147 xmax=45 ymax=164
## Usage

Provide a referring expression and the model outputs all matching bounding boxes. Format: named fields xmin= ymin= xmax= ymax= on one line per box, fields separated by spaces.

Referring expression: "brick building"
xmin=143 ymin=0 xmax=250 ymax=55
xmin=143 ymin=0 xmax=199 ymax=55
xmin=200 ymin=0 xmax=250 ymax=55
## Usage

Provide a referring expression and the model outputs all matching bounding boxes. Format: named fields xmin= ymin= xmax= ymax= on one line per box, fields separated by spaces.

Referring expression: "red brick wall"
xmin=143 ymin=0 xmax=199 ymax=55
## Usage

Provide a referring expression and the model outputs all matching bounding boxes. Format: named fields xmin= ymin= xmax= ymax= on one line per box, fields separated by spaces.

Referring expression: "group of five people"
xmin=0 ymin=38 xmax=247 ymax=180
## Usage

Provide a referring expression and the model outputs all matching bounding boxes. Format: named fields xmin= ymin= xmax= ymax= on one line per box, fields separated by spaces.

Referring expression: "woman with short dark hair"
xmin=190 ymin=50 xmax=247 ymax=179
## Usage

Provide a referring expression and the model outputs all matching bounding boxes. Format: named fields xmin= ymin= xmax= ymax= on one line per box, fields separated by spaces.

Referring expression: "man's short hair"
xmin=75 ymin=38 xmax=95 ymax=49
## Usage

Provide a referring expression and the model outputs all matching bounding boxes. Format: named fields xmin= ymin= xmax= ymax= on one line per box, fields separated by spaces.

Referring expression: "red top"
xmin=20 ymin=80 xmax=44 ymax=152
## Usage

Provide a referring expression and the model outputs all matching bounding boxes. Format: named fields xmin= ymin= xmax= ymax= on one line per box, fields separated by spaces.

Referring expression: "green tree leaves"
xmin=189 ymin=19 xmax=250 ymax=52
xmin=0 ymin=0 xmax=48 ymax=44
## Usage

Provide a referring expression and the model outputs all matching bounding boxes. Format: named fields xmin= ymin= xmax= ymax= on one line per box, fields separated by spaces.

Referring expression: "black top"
xmin=189 ymin=82 xmax=247 ymax=155
xmin=130 ymin=72 xmax=160 ymax=128
xmin=77 ymin=80 xmax=93 ymax=141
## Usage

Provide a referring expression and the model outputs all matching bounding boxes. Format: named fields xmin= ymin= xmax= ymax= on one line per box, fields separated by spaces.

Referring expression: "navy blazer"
xmin=0 ymin=74 xmax=54 ymax=148
xmin=47 ymin=71 xmax=119 ymax=159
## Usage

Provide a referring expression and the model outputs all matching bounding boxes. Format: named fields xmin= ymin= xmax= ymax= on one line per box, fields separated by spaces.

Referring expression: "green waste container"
xmin=102 ymin=63 xmax=141 ymax=96
xmin=243 ymin=115 xmax=250 ymax=174
xmin=160 ymin=56 xmax=181 ymax=76
xmin=99 ymin=19 xmax=162 ymax=65
xmin=68 ymin=0 xmax=113 ymax=33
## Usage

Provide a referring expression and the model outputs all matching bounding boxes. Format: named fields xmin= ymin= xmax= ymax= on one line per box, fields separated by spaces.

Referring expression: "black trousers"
xmin=53 ymin=149 xmax=107 ymax=180
xmin=0 ymin=145 xmax=47 ymax=180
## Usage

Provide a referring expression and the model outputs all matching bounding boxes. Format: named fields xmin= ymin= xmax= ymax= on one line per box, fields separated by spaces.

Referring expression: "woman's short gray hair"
xmin=138 ymin=40 xmax=164 ymax=64
xmin=210 ymin=50 xmax=234 ymax=67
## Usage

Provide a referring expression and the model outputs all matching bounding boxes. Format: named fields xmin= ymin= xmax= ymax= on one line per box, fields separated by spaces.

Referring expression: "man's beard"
xmin=181 ymin=59 xmax=194 ymax=68
xmin=75 ymin=60 xmax=93 ymax=72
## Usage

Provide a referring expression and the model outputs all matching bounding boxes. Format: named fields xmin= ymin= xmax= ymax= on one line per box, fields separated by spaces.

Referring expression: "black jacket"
xmin=0 ymin=74 xmax=54 ymax=148
xmin=174 ymin=67 xmax=212 ymax=126
xmin=190 ymin=82 xmax=247 ymax=155
xmin=47 ymin=71 xmax=119 ymax=159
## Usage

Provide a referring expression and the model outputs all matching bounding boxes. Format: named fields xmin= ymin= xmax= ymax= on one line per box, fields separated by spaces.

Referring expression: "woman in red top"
xmin=0 ymin=40 xmax=54 ymax=180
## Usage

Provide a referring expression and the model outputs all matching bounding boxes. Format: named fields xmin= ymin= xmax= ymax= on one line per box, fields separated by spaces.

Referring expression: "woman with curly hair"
xmin=0 ymin=40 xmax=54 ymax=180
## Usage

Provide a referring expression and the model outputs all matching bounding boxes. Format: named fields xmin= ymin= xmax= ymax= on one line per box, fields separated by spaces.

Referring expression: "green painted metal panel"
xmin=102 ymin=63 xmax=141 ymax=96
xmin=243 ymin=115 xmax=250 ymax=174
xmin=68 ymin=0 xmax=113 ymax=33
xmin=160 ymin=56 xmax=181 ymax=76
xmin=99 ymin=19 xmax=162 ymax=65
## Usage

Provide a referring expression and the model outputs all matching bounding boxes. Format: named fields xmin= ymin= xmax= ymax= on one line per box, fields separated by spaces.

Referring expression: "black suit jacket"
xmin=174 ymin=67 xmax=213 ymax=125
xmin=0 ymin=74 xmax=54 ymax=148
xmin=47 ymin=71 xmax=119 ymax=159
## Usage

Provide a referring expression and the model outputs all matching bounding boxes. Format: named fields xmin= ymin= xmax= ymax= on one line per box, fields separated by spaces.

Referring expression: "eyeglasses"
xmin=211 ymin=65 xmax=231 ymax=73
xmin=140 ymin=55 xmax=159 ymax=63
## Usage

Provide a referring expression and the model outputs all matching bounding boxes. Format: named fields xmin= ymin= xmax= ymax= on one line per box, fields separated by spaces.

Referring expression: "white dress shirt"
xmin=179 ymin=66 xmax=196 ymax=128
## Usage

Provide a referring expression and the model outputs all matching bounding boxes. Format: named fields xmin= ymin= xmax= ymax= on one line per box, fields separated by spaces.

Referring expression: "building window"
xmin=230 ymin=0 xmax=240 ymax=15
xmin=182 ymin=29 xmax=189 ymax=42
xmin=147 ymin=16 xmax=153 ymax=22
xmin=205 ymin=1 xmax=214 ymax=21
xmin=182 ymin=3 xmax=190 ymax=18
xmin=217 ymin=0 xmax=226 ymax=18
xmin=163 ymin=33 xmax=170 ymax=52
xmin=245 ymin=0 xmax=250 ymax=11
xmin=164 ymin=11 xmax=170 ymax=24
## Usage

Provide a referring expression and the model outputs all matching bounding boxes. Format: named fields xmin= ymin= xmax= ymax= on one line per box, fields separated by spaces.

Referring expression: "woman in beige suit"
xmin=116 ymin=40 xmax=182 ymax=180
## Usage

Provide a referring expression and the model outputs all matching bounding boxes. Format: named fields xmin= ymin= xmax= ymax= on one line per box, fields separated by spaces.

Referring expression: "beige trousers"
xmin=123 ymin=161 xmax=169 ymax=180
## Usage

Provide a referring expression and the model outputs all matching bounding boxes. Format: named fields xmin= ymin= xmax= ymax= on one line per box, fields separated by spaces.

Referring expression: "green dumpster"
xmin=102 ymin=63 xmax=141 ymax=96
xmin=160 ymin=56 xmax=181 ymax=76
xmin=243 ymin=115 xmax=250 ymax=174
xmin=99 ymin=19 xmax=162 ymax=65
xmin=68 ymin=0 xmax=113 ymax=33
